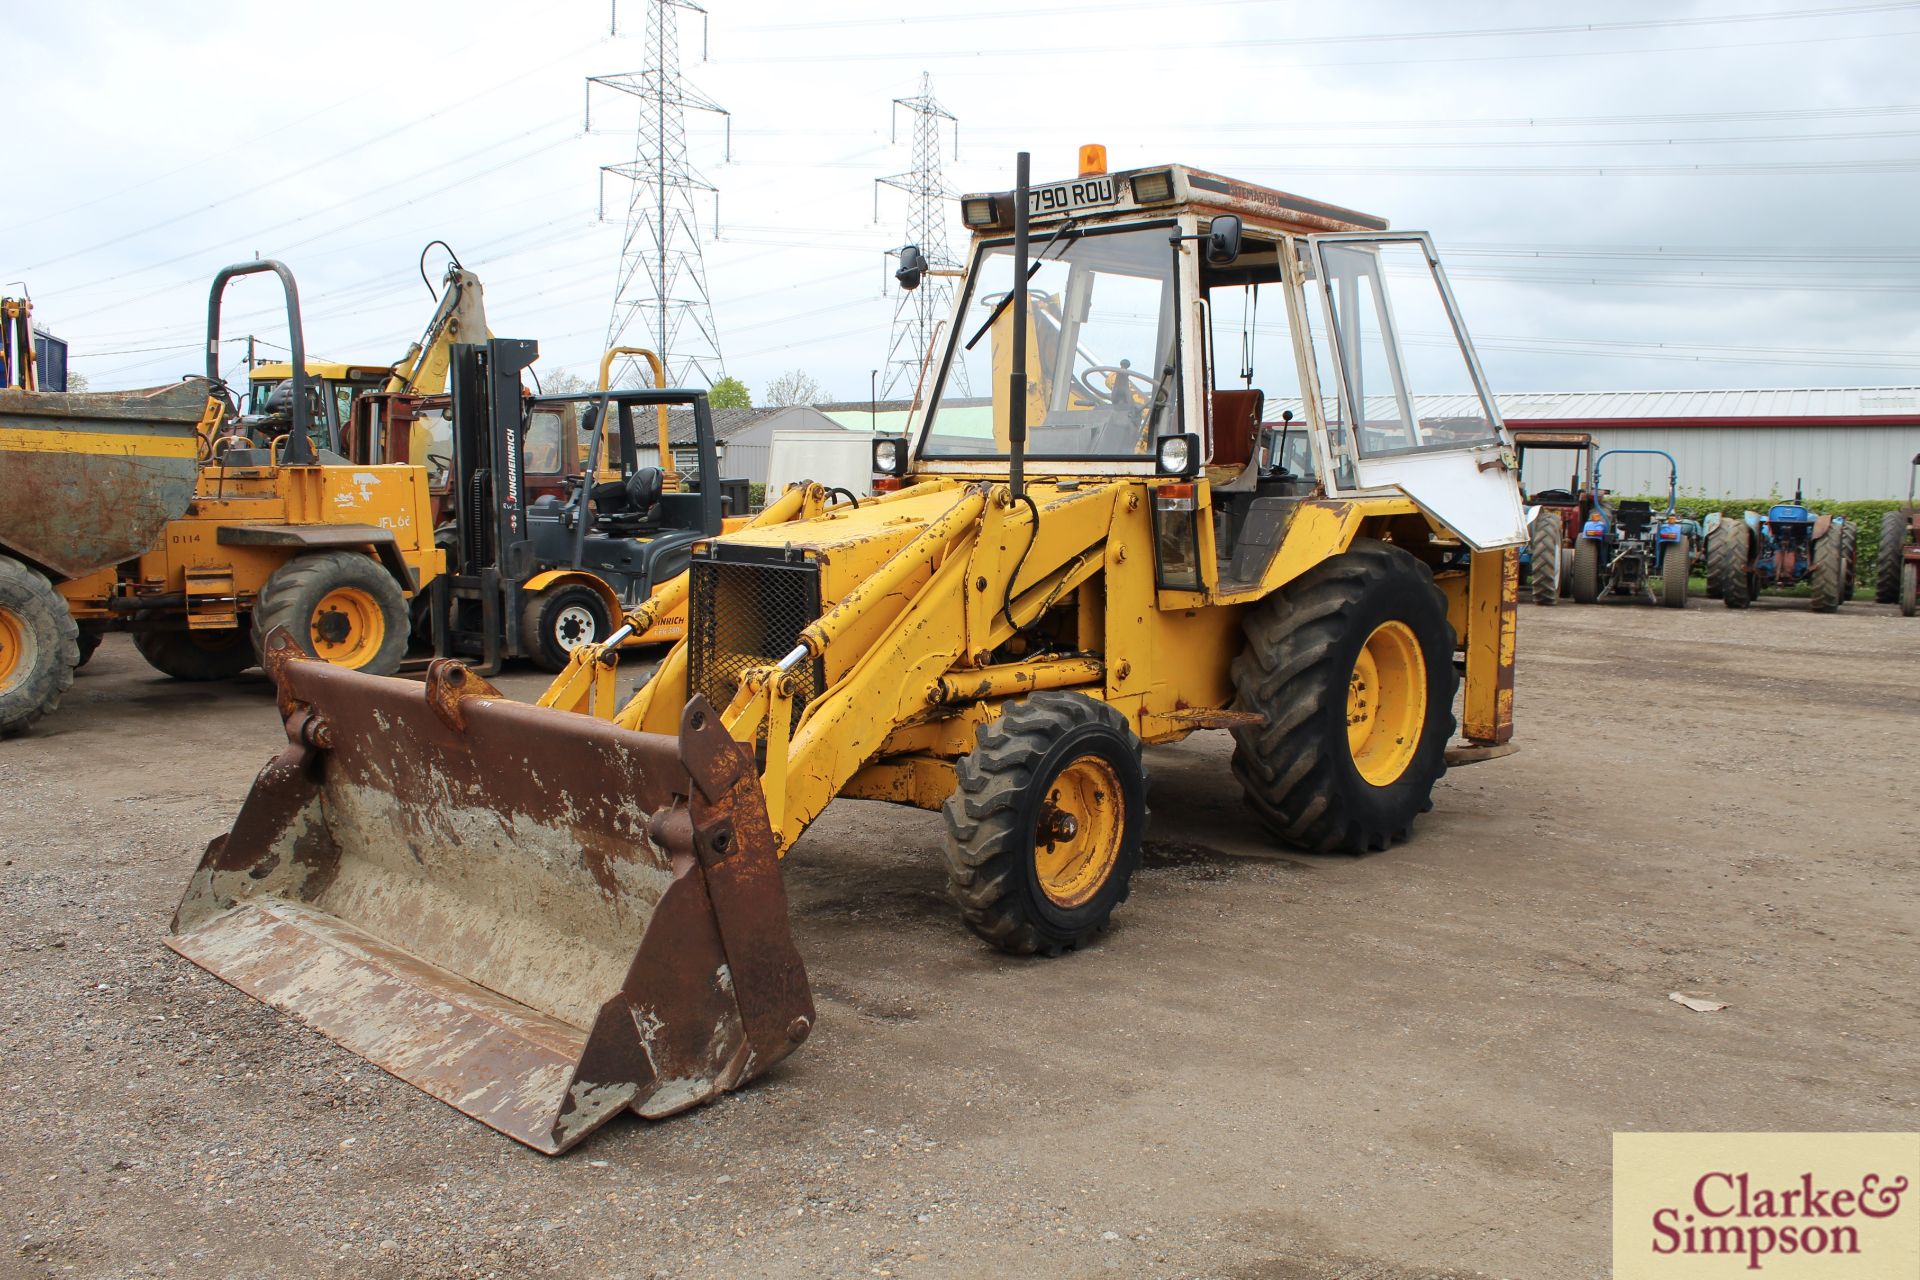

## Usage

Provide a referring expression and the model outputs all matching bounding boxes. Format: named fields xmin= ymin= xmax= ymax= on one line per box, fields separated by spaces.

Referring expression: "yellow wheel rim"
xmin=1346 ymin=620 xmax=1427 ymax=787
xmin=0 ymin=606 xmax=28 ymax=692
xmin=309 ymin=587 xmax=386 ymax=668
xmin=1033 ymin=754 xmax=1126 ymax=908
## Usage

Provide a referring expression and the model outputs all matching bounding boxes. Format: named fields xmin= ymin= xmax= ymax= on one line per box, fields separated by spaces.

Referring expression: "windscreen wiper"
xmin=963 ymin=219 xmax=1083 ymax=352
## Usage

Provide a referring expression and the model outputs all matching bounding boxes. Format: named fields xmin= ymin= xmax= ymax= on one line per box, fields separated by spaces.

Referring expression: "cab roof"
xmin=959 ymin=162 xmax=1388 ymax=238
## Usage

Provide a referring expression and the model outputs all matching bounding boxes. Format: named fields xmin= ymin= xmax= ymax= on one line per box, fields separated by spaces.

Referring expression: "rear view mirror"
xmin=894 ymin=244 xmax=927 ymax=291
xmin=1206 ymin=215 xmax=1243 ymax=265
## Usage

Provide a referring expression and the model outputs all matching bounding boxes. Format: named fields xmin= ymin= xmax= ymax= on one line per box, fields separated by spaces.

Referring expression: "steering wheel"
xmin=1073 ymin=363 xmax=1153 ymax=408
xmin=426 ymin=452 xmax=453 ymax=477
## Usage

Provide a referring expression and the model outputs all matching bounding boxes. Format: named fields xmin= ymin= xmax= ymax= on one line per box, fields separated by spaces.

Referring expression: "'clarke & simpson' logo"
xmin=1614 ymin=1133 xmax=1919 ymax=1278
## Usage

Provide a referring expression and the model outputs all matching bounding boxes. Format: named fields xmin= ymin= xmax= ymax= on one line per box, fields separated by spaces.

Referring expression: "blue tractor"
xmin=1705 ymin=483 xmax=1857 ymax=612
xmin=1569 ymin=449 xmax=1699 ymax=609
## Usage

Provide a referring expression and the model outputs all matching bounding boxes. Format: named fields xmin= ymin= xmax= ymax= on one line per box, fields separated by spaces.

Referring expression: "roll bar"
xmin=207 ymin=260 xmax=315 ymax=465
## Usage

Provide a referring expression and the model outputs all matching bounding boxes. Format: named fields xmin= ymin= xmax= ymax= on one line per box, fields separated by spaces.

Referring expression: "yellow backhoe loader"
xmin=170 ymin=152 xmax=1526 ymax=1154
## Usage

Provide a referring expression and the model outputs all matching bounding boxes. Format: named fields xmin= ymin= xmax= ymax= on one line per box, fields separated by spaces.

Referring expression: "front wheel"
xmin=253 ymin=552 xmax=410 ymax=675
xmin=1230 ymin=539 xmax=1457 ymax=855
xmin=521 ymin=583 xmax=613 ymax=673
xmin=1660 ymin=536 xmax=1690 ymax=609
xmin=0 ymin=557 xmax=79 ymax=738
xmin=1902 ymin=561 xmax=1917 ymax=617
xmin=941 ymin=692 xmax=1146 ymax=956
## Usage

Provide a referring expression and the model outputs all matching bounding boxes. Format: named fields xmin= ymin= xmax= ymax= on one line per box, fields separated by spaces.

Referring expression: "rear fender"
xmin=522 ymin=569 xmax=622 ymax=625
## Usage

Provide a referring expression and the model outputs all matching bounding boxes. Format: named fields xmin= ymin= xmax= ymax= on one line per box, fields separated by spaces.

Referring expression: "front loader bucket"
xmin=167 ymin=634 xmax=813 ymax=1155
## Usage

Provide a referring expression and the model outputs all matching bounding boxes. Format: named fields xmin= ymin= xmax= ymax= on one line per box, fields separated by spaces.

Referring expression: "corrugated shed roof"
xmin=1483 ymin=386 xmax=1920 ymax=421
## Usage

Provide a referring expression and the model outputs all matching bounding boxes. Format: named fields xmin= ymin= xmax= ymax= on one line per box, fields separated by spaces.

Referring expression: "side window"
xmin=524 ymin=410 xmax=564 ymax=474
xmin=1206 ymin=279 xmax=1312 ymax=478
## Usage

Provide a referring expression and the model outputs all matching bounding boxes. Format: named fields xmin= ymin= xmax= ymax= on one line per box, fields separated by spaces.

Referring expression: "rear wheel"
xmin=1660 ymin=536 xmax=1690 ymax=609
xmin=1527 ymin=512 xmax=1561 ymax=605
xmin=0 ymin=557 xmax=79 ymax=738
xmin=1570 ymin=539 xmax=1602 ymax=604
xmin=1230 ymin=539 xmax=1456 ymax=855
xmin=941 ymin=692 xmax=1146 ymax=956
xmin=253 ymin=552 xmax=409 ymax=675
xmin=522 ymin=584 xmax=613 ymax=673
xmin=1810 ymin=528 xmax=1846 ymax=613
xmin=1710 ymin=520 xmax=1752 ymax=609
xmin=133 ymin=623 xmax=255 ymax=681
xmin=1876 ymin=509 xmax=1908 ymax=603
xmin=1903 ymin=561 xmax=1917 ymax=617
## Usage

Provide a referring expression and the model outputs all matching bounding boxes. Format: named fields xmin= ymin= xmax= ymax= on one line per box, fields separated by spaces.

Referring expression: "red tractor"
xmin=1876 ymin=451 xmax=1920 ymax=616
xmin=1515 ymin=428 xmax=1598 ymax=604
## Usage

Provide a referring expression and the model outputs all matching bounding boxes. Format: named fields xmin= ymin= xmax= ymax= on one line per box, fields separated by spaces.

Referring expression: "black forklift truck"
xmin=430 ymin=337 xmax=740 ymax=672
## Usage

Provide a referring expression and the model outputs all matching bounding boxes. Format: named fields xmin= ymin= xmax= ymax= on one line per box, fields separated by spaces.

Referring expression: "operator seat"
xmin=1210 ymin=388 xmax=1266 ymax=471
xmin=590 ymin=466 xmax=663 ymax=535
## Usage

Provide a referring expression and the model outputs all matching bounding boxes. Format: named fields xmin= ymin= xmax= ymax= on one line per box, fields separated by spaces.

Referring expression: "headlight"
xmin=960 ymin=196 xmax=998 ymax=228
xmin=1130 ymin=170 xmax=1175 ymax=204
xmin=873 ymin=436 xmax=907 ymax=476
xmin=1155 ymin=432 xmax=1200 ymax=476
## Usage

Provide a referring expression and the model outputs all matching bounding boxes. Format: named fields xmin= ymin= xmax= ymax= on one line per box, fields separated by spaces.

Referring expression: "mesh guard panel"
xmin=689 ymin=549 xmax=823 ymax=733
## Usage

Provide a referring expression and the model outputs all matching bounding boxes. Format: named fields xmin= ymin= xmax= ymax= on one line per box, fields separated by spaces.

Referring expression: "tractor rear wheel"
xmin=1229 ymin=539 xmax=1456 ymax=855
xmin=1660 ymin=536 xmax=1690 ymax=609
xmin=133 ymin=623 xmax=255 ymax=681
xmin=0 ymin=557 xmax=79 ymax=738
xmin=253 ymin=552 xmax=409 ymax=675
xmin=1527 ymin=511 xmax=1561 ymax=605
xmin=1902 ymin=561 xmax=1917 ymax=617
xmin=1810 ymin=528 xmax=1847 ymax=613
xmin=1570 ymin=539 xmax=1602 ymax=604
xmin=522 ymin=584 xmax=612 ymax=673
xmin=941 ymin=692 xmax=1146 ymax=956
xmin=1710 ymin=520 xmax=1752 ymax=609
xmin=1876 ymin=509 xmax=1908 ymax=603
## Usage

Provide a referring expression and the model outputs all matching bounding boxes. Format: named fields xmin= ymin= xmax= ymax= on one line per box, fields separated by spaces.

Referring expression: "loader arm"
xmin=383 ymin=268 xmax=487 ymax=395
xmin=611 ymin=480 xmax=1123 ymax=852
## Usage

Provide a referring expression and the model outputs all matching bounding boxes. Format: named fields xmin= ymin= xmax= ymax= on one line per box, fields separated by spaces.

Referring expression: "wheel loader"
xmin=169 ymin=150 xmax=1527 ymax=1155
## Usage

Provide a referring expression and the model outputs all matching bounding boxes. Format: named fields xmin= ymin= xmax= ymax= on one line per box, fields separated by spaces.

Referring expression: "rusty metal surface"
xmin=0 ymin=381 xmax=209 ymax=580
xmin=167 ymin=654 xmax=813 ymax=1155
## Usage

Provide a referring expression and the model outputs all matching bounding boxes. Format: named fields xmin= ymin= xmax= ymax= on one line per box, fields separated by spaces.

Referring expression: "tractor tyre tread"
xmin=133 ymin=621 xmax=256 ymax=681
xmin=1810 ymin=526 xmax=1845 ymax=613
xmin=253 ymin=552 xmax=410 ymax=675
xmin=0 ymin=557 xmax=79 ymax=738
xmin=1570 ymin=538 xmax=1602 ymax=604
xmin=940 ymin=692 xmax=1146 ymax=957
xmin=1661 ymin=535 xmax=1690 ymax=609
xmin=1876 ymin=509 xmax=1908 ymax=603
xmin=1902 ymin=561 xmax=1917 ymax=617
xmin=1228 ymin=539 xmax=1456 ymax=856
xmin=1710 ymin=521 xmax=1752 ymax=609
xmin=1527 ymin=512 xmax=1561 ymax=605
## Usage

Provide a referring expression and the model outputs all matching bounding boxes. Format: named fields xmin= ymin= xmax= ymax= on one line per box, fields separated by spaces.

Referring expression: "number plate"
xmin=1027 ymin=176 xmax=1118 ymax=216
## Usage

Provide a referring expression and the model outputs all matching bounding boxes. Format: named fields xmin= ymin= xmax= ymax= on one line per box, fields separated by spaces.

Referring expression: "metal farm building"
xmin=1485 ymin=386 xmax=1920 ymax=502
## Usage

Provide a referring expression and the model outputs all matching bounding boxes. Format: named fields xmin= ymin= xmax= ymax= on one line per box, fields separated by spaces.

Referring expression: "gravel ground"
xmin=1 ymin=597 xmax=1915 ymax=1279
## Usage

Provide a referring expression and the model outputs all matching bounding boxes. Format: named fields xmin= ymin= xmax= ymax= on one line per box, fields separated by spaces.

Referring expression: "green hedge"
xmin=1624 ymin=495 xmax=1909 ymax=588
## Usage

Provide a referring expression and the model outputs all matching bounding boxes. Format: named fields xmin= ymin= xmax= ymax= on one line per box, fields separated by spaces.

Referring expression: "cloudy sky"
xmin=8 ymin=0 xmax=1919 ymax=402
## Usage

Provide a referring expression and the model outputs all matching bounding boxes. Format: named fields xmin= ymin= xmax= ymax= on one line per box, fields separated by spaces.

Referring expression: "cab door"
xmin=1303 ymin=232 xmax=1525 ymax=550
